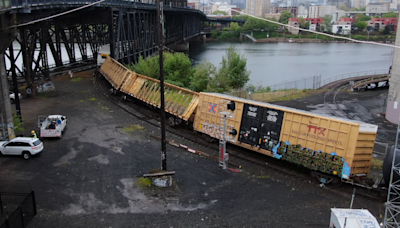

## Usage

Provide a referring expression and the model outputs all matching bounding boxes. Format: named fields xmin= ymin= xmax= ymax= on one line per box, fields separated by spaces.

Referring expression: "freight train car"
xmin=99 ymin=57 xmax=199 ymax=125
xmin=193 ymin=93 xmax=378 ymax=183
xmin=98 ymin=56 xmax=380 ymax=184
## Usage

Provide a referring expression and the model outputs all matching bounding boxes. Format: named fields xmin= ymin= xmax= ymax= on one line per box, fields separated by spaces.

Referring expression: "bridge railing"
xmin=7 ymin=0 xmax=191 ymax=10
xmin=319 ymin=69 xmax=389 ymax=88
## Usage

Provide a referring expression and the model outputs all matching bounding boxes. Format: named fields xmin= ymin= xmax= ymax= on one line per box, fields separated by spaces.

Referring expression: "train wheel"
xmin=168 ymin=117 xmax=176 ymax=127
xmin=174 ymin=118 xmax=182 ymax=126
xmin=203 ymin=134 xmax=215 ymax=143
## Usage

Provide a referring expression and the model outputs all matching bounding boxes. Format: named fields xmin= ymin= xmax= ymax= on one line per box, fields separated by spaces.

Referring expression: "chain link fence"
xmin=227 ymin=75 xmax=321 ymax=102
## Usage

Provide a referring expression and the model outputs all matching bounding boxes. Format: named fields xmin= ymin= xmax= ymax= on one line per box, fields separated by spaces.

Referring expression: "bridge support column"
xmin=167 ymin=42 xmax=189 ymax=52
xmin=386 ymin=17 xmax=400 ymax=124
xmin=0 ymin=54 xmax=15 ymax=139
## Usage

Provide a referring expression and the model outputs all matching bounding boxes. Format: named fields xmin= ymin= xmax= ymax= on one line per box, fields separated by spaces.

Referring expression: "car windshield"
xmin=32 ymin=140 xmax=42 ymax=146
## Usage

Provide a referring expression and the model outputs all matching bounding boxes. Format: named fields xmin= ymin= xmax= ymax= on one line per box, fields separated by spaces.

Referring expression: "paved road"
xmin=1 ymin=71 xmax=383 ymax=227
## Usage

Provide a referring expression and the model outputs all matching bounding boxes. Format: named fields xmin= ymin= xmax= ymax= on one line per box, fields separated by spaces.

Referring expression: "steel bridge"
xmin=0 ymin=0 xmax=220 ymax=88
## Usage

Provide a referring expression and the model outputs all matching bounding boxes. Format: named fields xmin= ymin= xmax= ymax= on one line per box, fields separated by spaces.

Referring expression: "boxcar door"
xmin=259 ymin=108 xmax=284 ymax=151
xmin=238 ymin=104 xmax=262 ymax=147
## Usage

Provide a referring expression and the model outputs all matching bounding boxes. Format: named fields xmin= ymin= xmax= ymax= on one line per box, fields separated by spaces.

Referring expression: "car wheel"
xmin=22 ymin=152 xmax=31 ymax=160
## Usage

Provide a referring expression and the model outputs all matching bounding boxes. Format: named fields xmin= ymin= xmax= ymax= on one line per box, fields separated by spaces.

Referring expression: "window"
xmin=33 ymin=140 xmax=41 ymax=146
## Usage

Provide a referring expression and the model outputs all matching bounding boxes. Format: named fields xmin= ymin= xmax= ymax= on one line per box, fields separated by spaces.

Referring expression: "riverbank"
xmin=255 ymin=37 xmax=394 ymax=43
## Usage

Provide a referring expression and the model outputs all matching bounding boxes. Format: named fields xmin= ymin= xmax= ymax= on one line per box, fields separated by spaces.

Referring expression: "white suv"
xmin=0 ymin=137 xmax=44 ymax=159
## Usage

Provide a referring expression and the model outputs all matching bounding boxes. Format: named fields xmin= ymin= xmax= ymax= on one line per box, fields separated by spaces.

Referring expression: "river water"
xmin=187 ymin=41 xmax=393 ymax=88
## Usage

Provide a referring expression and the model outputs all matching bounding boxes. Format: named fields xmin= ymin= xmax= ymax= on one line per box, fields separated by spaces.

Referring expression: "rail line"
xmin=323 ymin=82 xmax=392 ymax=147
xmin=93 ymin=71 xmax=386 ymax=201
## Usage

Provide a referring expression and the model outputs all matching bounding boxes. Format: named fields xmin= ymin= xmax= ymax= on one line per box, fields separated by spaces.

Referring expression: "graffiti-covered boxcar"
xmin=193 ymin=93 xmax=378 ymax=181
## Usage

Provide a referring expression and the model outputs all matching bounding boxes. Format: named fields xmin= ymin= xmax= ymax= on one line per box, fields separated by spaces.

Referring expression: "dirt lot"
xmin=0 ymin=72 xmax=385 ymax=228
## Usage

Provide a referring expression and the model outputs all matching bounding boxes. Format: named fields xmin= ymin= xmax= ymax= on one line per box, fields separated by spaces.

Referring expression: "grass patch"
xmin=136 ymin=177 xmax=152 ymax=187
xmin=371 ymin=158 xmax=383 ymax=170
xmin=71 ymin=77 xmax=82 ymax=82
xmin=36 ymin=93 xmax=47 ymax=98
xmin=120 ymin=124 xmax=145 ymax=134
xmin=256 ymin=175 xmax=270 ymax=179
xmin=78 ymin=100 xmax=85 ymax=102
xmin=88 ymin=98 xmax=97 ymax=101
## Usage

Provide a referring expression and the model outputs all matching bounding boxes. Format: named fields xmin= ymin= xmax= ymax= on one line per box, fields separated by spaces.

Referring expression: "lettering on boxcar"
xmin=291 ymin=129 xmax=343 ymax=146
xmin=307 ymin=125 xmax=326 ymax=136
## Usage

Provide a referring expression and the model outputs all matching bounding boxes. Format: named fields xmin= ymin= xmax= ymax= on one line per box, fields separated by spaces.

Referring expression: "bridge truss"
xmin=1 ymin=2 xmax=205 ymax=90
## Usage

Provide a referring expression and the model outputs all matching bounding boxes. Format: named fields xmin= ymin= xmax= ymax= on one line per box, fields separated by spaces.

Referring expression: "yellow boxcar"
xmin=99 ymin=57 xmax=131 ymax=90
xmin=193 ymin=92 xmax=378 ymax=180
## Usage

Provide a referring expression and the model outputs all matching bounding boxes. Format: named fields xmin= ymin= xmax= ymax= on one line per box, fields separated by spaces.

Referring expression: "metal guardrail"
xmin=319 ymin=69 xmax=389 ymax=88
xmin=350 ymin=75 xmax=390 ymax=90
xmin=3 ymin=0 xmax=203 ymax=14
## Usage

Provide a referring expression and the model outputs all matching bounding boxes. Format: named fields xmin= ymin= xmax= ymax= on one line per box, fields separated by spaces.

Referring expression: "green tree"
xmin=127 ymin=52 xmax=194 ymax=88
xmin=128 ymin=55 xmax=159 ymax=78
xmin=243 ymin=17 xmax=272 ymax=31
xmin=163 ymin=52 xmax=194 ymax=88
xmin=382 ymin=12 xmax=398 ymax=18
xmin=321 ymin=15 xmax=333 ymax=32
xmin=355 ymin=21 xmax=367 ymax=30
xmin=298 ymin=17 xmax=306 ymax=28
xmin=191 ymin=60 xmax=216 ymax=92
xmin=383 ymin=26 xmax=391 ymax=35
xmin=374 ymin=15 xmax=380 ymax=18
xmin=279 ymin=10 xmax=293 ymax=24
xmin=208 ymin=46 xmax=250 ymax=92
xmin=213 ymin=10 xmax=228 ymax=15
xmin=355 ymin=14 xmax=371 ymax=22
xmin=338 ymin=5 xmax=349 ymax=11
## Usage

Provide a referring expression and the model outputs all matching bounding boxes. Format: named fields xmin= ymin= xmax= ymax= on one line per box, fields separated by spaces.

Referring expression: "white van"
xmin=97 ymin=44 xmax=110 ymax=67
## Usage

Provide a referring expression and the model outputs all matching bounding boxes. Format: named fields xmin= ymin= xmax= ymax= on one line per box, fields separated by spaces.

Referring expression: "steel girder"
xmin=111 ymin=9 xmax=158 ymax=65
xmin=4 ymin=7 xmax=204 ymax=87
xmin=4 ymin=9 xmax=110 ymax=88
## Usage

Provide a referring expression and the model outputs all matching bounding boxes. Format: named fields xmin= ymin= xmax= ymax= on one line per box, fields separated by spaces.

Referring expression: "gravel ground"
xmin=0 ymin=71 xmax=384 ymax=228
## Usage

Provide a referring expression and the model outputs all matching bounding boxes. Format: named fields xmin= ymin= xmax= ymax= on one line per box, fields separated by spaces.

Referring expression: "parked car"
xmin=0 ymin=137 xmax=44 ymax=159
xmin=9 ymin=91 xmax=22 ymax=103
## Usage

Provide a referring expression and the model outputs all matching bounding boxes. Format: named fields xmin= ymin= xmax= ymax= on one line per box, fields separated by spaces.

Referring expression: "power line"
xmin=2 ymin=0 xmax=106 ymax=30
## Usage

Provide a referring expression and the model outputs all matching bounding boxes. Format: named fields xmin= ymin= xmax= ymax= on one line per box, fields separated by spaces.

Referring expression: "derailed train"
xmin=99 ymin=57 xmax=384 ymax=185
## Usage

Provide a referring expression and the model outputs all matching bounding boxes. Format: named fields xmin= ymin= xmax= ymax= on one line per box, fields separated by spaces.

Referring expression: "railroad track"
xmin=323 ymin=83 xmax=393 ymax=147
xmin=94 ymin=71 xmax=386 ymax=201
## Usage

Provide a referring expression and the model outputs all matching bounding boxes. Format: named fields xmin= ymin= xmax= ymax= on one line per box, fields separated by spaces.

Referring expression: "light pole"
xmin=157 ymin=0 xmax=167 ymax=171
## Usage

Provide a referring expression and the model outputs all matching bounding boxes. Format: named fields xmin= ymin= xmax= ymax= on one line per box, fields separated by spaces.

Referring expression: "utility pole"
xmin=383 ymin=115 xmax=400 ymax=227
xmin=157 ymin=0 xmax=167 ymax=171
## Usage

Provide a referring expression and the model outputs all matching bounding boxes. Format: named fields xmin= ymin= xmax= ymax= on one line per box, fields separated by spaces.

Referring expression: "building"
xmin=287 ymin=18 xmax=324 ymax=33
xmin=307 ymin=18 xmax=324 ymax=31
xmin=246 ymin=0 xmax=266 ymax=17
xmin=367 ymin=17 xmax=398 ymax=31
xmin=309 ymin=5 xmax=336 ymax=18
xmin=332 ymin=21 xmax=352 ymax=34
xmin=298 ymin=5 xmax=308 ymax=18
xmin=265 ymin=13 xmax=281 ymax=20
xmin=366 ymin=2 xmax=390 ymax=15
xmin=288 ymin=18 xmax=300 ymax=34
xmin=270 ymin=6 xmax=298 ymax=18
xmin=309 ymin=5 xmax=320 ymax=18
